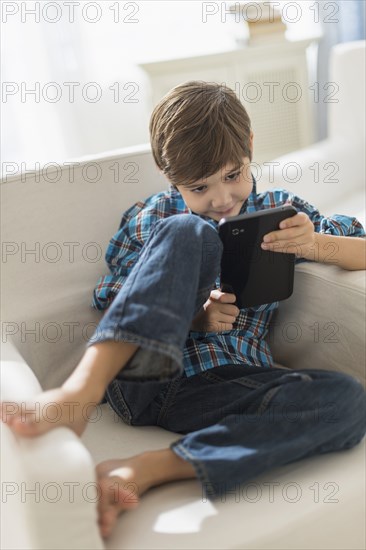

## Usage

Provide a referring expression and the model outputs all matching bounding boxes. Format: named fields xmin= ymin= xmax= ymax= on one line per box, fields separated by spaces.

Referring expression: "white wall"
xmin=2 ymin=1 xmax=320 ymax=177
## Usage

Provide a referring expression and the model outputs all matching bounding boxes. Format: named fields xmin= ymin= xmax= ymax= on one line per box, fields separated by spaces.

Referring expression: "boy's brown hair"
xmin=149 ymin=81 xmax=252 ymax=187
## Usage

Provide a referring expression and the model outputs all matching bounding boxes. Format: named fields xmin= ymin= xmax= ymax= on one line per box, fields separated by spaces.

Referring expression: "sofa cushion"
xmin=81 ymin=401 xmax=366 ymax=550
xmin=269 ymin=262 xmax=366 ymax=386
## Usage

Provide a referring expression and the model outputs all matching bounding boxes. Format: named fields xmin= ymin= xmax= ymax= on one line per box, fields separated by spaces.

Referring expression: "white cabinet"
xmin=139 ymin=38 xmax=317 ymax=164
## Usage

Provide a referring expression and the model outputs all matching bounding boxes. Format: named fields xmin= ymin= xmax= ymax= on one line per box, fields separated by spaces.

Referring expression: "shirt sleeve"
xmin=91 ymin=207 xmax=156 ymax=311
xmin=293 ymin=195 xmax=365 ymax=237
xmin=91 ymin=228 xmax=142 ymax=310
xmin=268 ymin=189 xmax=366 ymax=265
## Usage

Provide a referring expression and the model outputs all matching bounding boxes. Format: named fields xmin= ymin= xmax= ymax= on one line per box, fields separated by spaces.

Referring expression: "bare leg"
xmin=96 ymin=448 xmax=197 ymax=538
xmin=0 ymin=341 xmax=139 ymax=437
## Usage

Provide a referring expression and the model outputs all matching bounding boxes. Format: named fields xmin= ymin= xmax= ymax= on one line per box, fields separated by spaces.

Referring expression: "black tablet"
xmin=218 ymin=205 xmax=298 ymax=309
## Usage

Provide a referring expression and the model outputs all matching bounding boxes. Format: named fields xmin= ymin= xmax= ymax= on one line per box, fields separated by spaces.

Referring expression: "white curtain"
xmin=316 ymin=0 xmax=366 ymax=139
xmin=2 ymin=1 xmax=319 ymax=176
xmin=2 ymin=1 xmax=239 ymax=174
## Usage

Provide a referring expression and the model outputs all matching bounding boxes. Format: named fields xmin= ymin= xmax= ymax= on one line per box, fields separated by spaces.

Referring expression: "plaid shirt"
xmin=92 ymin=177 xmax=365 ymax=378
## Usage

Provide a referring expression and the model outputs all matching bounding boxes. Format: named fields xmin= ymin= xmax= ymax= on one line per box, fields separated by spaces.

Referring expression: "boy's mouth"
xmin=213 ymin=204 xmax=236 ymax=217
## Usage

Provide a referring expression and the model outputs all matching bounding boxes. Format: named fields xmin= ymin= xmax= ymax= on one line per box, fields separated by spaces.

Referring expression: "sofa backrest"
xmin=1 ymin=146 xmax=170 ymax=387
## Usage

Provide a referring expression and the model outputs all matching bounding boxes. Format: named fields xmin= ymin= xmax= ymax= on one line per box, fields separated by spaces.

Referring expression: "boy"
xmin=2 ymin=81 xmax=366 ymax=539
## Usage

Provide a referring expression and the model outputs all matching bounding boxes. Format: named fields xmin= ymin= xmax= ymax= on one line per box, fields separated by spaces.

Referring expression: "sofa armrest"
xmin=267 ymin=263 xmax=366 ymax=386
xmin=0 ymin=341 xmax=104 ymax=550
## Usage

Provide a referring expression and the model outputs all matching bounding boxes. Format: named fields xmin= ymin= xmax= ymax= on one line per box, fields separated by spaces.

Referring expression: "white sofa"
xmin=1 ymin=41 xmax=365 ymax=550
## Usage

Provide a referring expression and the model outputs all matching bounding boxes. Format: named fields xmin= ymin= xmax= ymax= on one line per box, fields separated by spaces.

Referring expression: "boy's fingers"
xmin=220 ymin=294 xmax=237 ymax=304
xmin=221 ymin=324 xmax=234 ymax=332
xmin=264 ymin=227 xmax=301 ymax=243
xmin=209 ymin=316 xmax=237 ymax=331
xmin=220 ymin=304 xmax=240 ymax=317
xmin=206 ymin=321 xmax=234 ymax=332
xmin=264 ymin=213 xmax=309 ymax=241
xmin=210 ymin=289 xmax=225 ymax=301
xmin=220 ymin=313 xmax=239 ymax=324
xmin=280 ymin=212 xmax=306 ymax=226
xmin=211 ymin=289 xmax=237 ymax=303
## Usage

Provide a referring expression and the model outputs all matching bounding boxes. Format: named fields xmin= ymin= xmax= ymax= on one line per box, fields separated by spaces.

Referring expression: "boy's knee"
xmin=153 ymin=215 xmax=222 ymax=252
xmin=279 ymin=370 xmax=366 ymax=423
xmin=326 ymin=371 xmax=365 ymax=395
xmin=154 ymin=214 xmax=210 ymax=233
xmin=320 ymin=371 xmax=366 ymax=421
xmin=340 ymin=373 xmax=366 ymax=403
xmin=149 ymin=216 xmax=223 ymax=277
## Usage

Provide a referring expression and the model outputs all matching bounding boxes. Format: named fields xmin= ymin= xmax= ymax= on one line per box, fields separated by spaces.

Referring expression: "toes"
xmin=97 ymin=478 xmax=120 ymax=539
xmin=97 ymin=476 xmax=139 ymax=538
xmin=1 ymin=401 xmax=19 ymax=425
xmin=99 ymin=506 xmax=118 ymax=539
xmin=0 ymin=391 xmax=89 ymax=438
xmin=0 ymin=400 xmax=59 ymax=437
xmin=10 ymin=415 xmax=43 ymax=436
xmin=1 ymin=402 xmax=41 ymax=436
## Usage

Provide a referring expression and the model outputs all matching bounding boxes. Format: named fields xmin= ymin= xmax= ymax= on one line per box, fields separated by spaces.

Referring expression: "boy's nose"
xmin=212 ymin=195 xmax=232 ymax=211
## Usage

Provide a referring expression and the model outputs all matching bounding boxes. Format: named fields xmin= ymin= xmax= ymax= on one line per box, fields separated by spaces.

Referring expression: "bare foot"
xmin=0 ymin=341 xmax=138 ymax=438
xmin=96 ymin=457 xmax=146 ymax=539
xmin=0 ymin=387 xmax=99 ymax=437
xmin=96 ymin=449 xmax=197 ymax=538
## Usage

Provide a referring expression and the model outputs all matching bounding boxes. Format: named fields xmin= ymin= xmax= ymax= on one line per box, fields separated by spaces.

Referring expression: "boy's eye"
xmin=191 ymin=185 xmax=207 ymax=193
xmin=227 ymin=171 xmax=240 ymax=181
xmin=190 ymin=171 xmax=240 ymax=193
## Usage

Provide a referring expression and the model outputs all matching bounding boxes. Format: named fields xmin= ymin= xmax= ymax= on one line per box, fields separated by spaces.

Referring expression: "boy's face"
xmin=176 ymin=156 xmax=253 ymax=222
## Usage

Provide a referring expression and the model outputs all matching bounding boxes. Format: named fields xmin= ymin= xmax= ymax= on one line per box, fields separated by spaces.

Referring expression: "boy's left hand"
xmin=261 ymin=212 xmax=315 ymax=258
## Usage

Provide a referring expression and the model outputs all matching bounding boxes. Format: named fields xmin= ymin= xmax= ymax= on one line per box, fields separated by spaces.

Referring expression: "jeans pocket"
xmin=156 ymin=375 xmax=186 ymax=425
xmin=105 ymin=379 xmax=133 ymax=425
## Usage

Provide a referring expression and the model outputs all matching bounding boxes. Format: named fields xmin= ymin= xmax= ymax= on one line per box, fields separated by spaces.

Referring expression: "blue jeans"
xmin=87 ymin=216 xmax=366 ymax=499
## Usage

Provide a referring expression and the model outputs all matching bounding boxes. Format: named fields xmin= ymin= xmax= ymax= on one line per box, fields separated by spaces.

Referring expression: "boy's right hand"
xmin=190 ymin=290 xmax=240 ymax=332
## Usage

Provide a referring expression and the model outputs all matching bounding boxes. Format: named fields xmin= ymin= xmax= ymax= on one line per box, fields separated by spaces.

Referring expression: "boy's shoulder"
xmin=250 ymin=187 xmax=317 ymax=213
xmin=253 ymin=187 xmax=294 ymax=208
xmin=118 ymin=186 xmax=190 ymax=233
